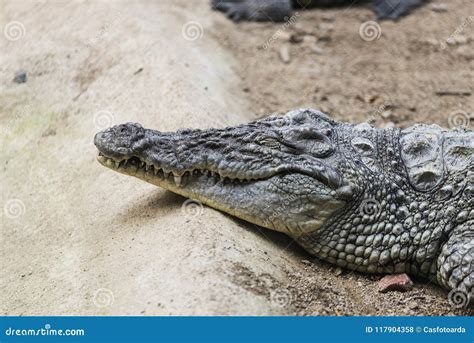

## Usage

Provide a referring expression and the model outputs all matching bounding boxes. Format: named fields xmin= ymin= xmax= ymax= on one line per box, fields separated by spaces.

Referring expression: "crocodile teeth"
xmin=174 ymin=175 xmax=182 ymax=186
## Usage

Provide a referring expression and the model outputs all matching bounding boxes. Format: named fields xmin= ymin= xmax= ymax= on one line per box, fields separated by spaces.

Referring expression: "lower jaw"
xmin=99 ymin=158 xmax=294 ymax=233
xmin=98 ymin=156 xmax=340 ymax=236
xmin=132 ymin=170 xmax=287 ymax=232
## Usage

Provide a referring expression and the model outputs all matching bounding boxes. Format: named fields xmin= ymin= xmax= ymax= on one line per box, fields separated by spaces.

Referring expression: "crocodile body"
xmin=212 ymin=0 xmax=425 ymax=22
xmin=94 ymin=109 xmax=473 ymax=306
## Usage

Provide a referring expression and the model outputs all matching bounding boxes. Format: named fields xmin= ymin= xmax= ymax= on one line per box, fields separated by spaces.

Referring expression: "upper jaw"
xmin=96 ymin=151 xmax=344 ymax=191
xmin=97 ymin=153 xmax=270 ymax=188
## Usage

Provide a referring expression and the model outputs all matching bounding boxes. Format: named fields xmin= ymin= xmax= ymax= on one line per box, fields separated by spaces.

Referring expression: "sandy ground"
xmin=0 ymin=0 xmax=472 ymax=316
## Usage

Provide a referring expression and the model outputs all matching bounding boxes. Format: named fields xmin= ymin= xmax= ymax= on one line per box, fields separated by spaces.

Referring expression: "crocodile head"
xmin=94 ymin=109 xmax=359 ymax=237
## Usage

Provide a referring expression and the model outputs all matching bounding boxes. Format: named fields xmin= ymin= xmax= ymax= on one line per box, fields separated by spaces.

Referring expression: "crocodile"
xmin=94 ymin=109 xmax=473 ymax=306
xmin=212 ymin=0 xmax=425 ymax=22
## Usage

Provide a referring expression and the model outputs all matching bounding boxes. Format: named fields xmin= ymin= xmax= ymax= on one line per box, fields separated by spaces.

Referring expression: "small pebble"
xmin=408 ymin=300 xmax=419 ymax=310
xmin=422 ymin=38 xmax=440 ymax=46
xmin=378 ymin=273 xmax=413 ymax=293
xmin=454 ymin=35 xmax=468 ymax=44
xmin=321 ymin=14 xmax=335 ymax=22
xmin=311 ymin=45 xmax=324 ymax=55
xmin=381 ymin=110 xmax=392 ymax=119
xmin=277 ymin=31 xmax=291 ymax=41
xmin=279 ymin=45 xmax=291 ymax=63
xmin=13 ymin=70 xmax=27 ymax=83
xmin=289 ymin=33 xmax=304 ymax=44
xmin=456 ymin=46 xmax=474 ymax=60
xmin=430 ymin=3 xmax=448 ymax=12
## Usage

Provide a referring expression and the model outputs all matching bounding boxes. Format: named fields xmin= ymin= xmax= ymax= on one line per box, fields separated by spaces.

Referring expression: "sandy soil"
xmin=0 ymin=0 xmax=472 ymax=316
xmin=212 ymin=0 xmax=473 ymax=128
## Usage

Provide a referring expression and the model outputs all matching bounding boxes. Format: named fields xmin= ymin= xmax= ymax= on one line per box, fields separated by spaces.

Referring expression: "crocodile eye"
xmin=351 ymin=137 xmax=375 ymax=155
xmin=306 ymin=139 xmax=333 ymax=157
xmin=282 ymin=127 xmax=334 ymax=157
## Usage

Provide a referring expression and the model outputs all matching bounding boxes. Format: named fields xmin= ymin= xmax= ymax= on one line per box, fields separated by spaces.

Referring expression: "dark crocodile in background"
xmin=211 ymin=0 xmax=425 ymax=22
xmin=95 ymin=109 xmax=473 ymax=306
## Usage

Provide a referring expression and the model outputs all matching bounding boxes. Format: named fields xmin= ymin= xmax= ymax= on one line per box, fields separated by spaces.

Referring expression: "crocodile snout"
xmin=94 ymin=123 xmax=146 ymax=160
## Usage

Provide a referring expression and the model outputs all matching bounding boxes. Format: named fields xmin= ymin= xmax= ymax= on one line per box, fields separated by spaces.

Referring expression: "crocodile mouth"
xmin=96 ymin=151 xmax=347 ymax=236
xmin=97 ymin=153 xmax=275 ymax=187
xmin=97 ymin=151 xmax=344 ymax=190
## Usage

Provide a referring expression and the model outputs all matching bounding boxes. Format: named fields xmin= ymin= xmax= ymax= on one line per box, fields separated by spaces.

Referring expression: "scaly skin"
xmin=94 ymin=109 xmax=473 ymax=306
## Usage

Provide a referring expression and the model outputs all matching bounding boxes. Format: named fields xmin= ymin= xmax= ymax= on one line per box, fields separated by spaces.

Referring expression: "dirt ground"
xmin=0 ymin=0 xmax=472 ymax=316
xmin=212 ymin=0 xmax=473 ymax=129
